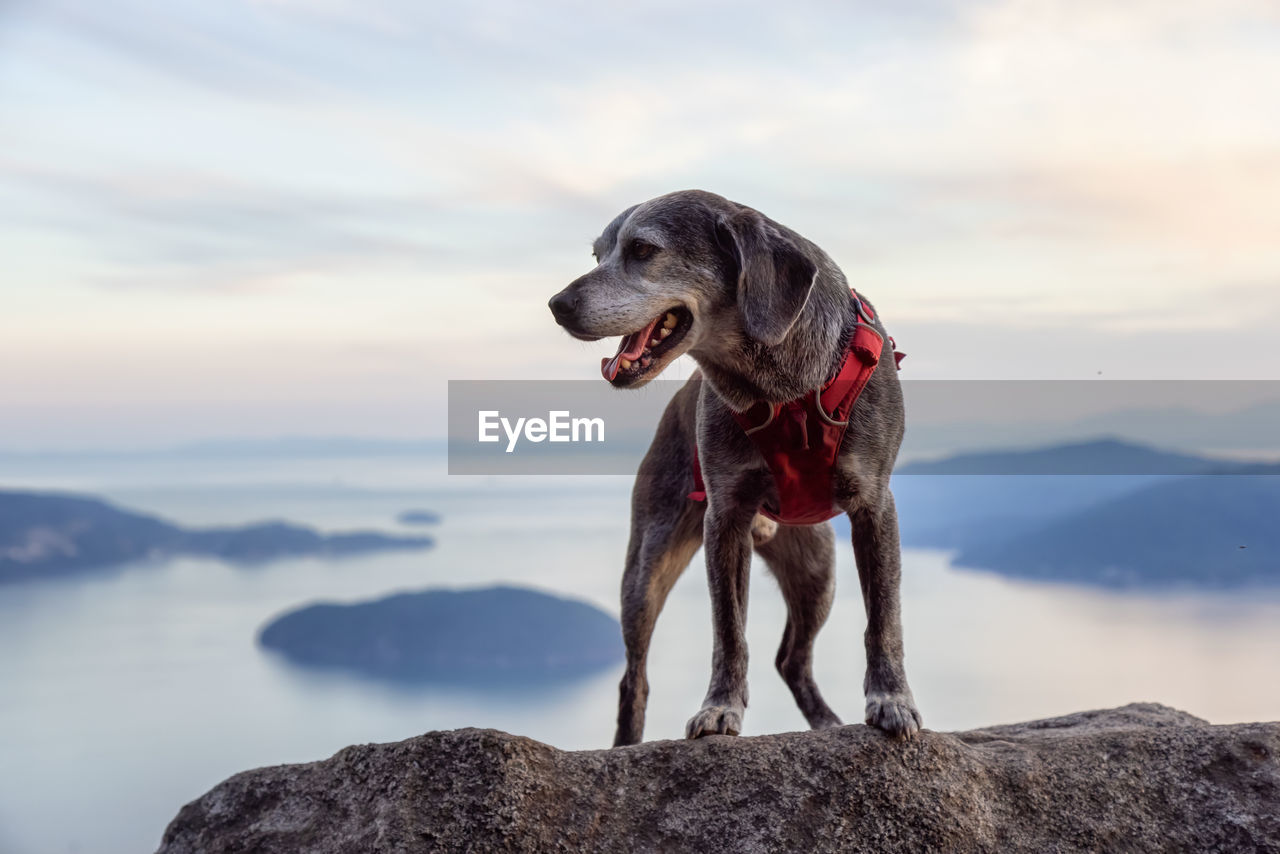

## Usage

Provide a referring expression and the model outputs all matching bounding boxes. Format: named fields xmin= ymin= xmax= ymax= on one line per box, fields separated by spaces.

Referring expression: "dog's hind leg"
xmin=850 ymin=487 xmax=922 ymax=739
xmin=755 ymin=522 xmax=843 ymax=730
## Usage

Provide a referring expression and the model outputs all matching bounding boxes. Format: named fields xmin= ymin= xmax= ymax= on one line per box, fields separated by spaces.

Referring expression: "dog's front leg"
xmin=850 ymin=488 xmax=922 ymax=739
xmin=685 ymin=496 xmax=757 ymax=739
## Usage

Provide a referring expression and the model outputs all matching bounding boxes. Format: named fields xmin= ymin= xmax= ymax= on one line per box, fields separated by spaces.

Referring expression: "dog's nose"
xmin=548 ymin=291 xmax=579 ymax=322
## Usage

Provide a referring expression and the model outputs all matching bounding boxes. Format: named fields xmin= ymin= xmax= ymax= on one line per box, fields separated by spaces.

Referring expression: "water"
xmin=2 ymin=454 xmax=1279 ymax=854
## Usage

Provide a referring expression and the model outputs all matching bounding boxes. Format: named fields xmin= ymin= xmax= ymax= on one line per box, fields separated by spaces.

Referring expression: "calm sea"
xmin=2 ymin=453 xmax=1279 ymax=854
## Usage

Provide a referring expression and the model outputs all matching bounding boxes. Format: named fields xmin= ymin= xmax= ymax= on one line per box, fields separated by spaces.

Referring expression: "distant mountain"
xmin=896 ymin=438 xmax=1252 ymax=475
xmin=258 ymin=586 xmax=623 ymax=686
xmin=886 ymin=473 xmax=1158 ymax=550
xmin=0 ymin=490 xmax=433 ymax=583
xmin=0 ymin=437 xmax=446 ymax=460
xmin=876 ymin=439 xmax=1279 ymax=553
xmin=899 ymin=392 xmax=1280 ymax=458
xmin=173 ymin=437 xmax=446 ymax=458
xmin=953 ymin=476 xmax=1280 ymax=588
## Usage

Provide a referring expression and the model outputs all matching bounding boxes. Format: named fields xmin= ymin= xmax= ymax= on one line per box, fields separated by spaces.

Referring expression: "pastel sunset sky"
xmin=3 ymin=0 xmax=1279 ymax=447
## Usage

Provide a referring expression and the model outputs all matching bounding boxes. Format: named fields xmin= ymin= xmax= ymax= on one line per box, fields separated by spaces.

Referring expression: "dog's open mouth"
xmin=601 ymin=306 xmax=692 ymax=384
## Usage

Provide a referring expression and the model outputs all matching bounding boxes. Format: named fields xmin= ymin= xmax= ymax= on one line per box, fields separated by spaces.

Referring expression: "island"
xmin=0 ymin=489 xmax=433 ymax=583
xmin=258 ymin=585 xmax=624 ymax=686
xmin=397 ymin=509 xmax=442 ymax=526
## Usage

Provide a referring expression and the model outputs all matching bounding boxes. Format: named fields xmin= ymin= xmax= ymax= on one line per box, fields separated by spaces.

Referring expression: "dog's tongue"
xmin=601 ymin=316 xmax=661 ymax=382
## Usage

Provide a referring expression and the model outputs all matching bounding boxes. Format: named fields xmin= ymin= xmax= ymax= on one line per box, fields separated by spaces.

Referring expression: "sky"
xmin=2 ymin=0 xmax=1280 ymax=448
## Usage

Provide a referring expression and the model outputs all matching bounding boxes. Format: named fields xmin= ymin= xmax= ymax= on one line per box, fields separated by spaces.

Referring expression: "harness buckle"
xmin=851 ymin=294 xmax=875 ymax=325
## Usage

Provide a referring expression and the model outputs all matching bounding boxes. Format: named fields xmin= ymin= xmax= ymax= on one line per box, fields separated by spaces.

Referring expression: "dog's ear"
xmin=715 ymin=210 xmax=818 ymax=346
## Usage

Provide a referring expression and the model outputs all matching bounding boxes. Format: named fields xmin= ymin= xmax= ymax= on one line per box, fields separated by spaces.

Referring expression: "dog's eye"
xmin=629 ymin=241 xmax=657 ymax=261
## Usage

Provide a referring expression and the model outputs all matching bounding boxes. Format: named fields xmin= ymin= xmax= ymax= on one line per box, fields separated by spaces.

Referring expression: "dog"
xmin=548 ymin=190 xmax=920 ymax=745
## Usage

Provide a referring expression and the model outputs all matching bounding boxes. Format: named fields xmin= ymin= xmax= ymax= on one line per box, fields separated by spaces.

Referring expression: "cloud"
xmin=2 ymin=0 xmax=1280 ymax=446
xmin=0 ymin=156 xmax=608 ymax=293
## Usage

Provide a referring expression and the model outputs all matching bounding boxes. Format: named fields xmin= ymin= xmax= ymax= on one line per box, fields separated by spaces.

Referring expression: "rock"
xmin=157 ymin=703 xmax=1280 ymax=853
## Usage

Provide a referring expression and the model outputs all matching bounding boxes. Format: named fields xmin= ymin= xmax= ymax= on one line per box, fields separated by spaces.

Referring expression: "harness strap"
xmin=688 ymin=289 xmax=899 ymax=524
xmin=730 ymin=290 xmax=885 ymax=435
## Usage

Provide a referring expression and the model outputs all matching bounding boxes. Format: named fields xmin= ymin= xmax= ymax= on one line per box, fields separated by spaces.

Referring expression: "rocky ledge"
xmin=157 ymin=704 xmax=1279 ymax=853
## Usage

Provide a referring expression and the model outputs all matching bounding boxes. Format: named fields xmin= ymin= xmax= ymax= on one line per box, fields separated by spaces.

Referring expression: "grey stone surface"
xmin=157 ymin=703 xmax=1280 ymax=853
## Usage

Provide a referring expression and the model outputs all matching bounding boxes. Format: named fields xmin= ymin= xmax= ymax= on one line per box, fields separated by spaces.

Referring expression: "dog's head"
xmin=548 ymin=190 xmax=819 ymax=388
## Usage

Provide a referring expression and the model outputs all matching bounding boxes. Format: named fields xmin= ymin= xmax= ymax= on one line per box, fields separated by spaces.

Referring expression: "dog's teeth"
xmin=659 ymin=327 xmax=672 ymax=338
xmin=650 ymin=338 xmax=660 ymax=346
xmin=663 ymin=313 xmax=678 ymax=329
xmin=619 ymin=357 xmax=632 ymax=370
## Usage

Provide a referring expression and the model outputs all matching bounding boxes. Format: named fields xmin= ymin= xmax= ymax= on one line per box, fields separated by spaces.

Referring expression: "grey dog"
xmin=548 ymin=189 xmax=920 ymax=746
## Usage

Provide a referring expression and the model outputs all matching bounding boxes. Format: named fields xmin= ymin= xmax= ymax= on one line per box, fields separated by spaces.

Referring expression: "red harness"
xmin=689 ymin=291 xmax=902 ymax=525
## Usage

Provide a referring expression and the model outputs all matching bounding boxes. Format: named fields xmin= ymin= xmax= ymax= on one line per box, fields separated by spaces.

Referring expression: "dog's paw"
xmin=685 ymin=704 xmax=743 ymax=739
xmin=865 ymin=691 xmax=922 ymax=740
xmin=810 ymin=709 xmax=844 ymax=730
